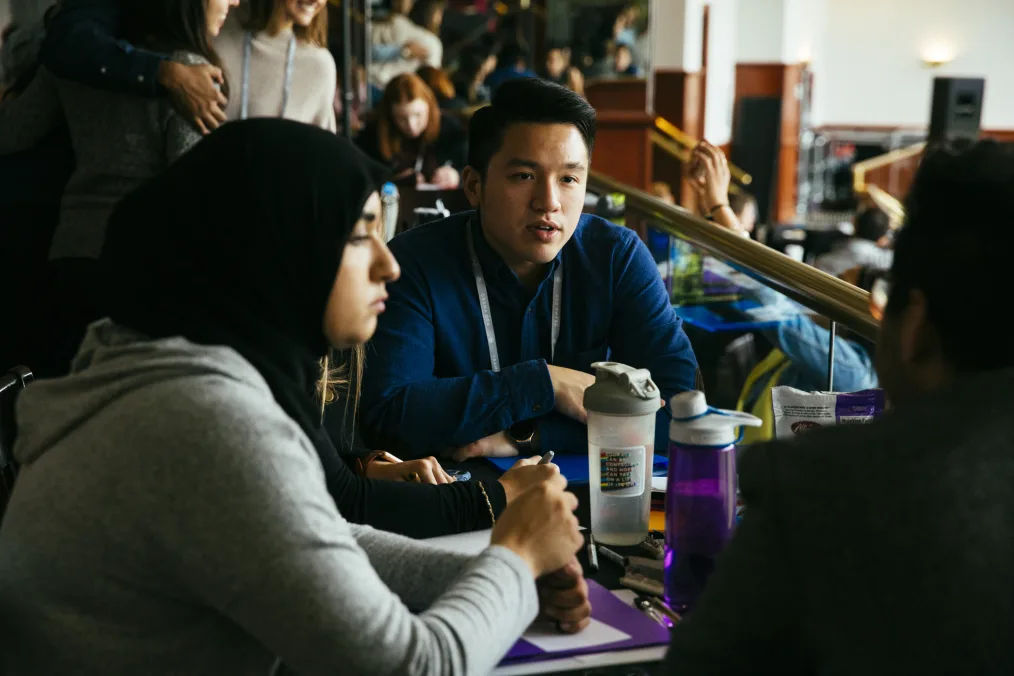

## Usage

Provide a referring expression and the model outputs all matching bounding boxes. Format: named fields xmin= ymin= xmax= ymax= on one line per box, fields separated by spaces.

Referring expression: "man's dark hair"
xmin=886 ymin=140 xmax=1014 ymax=371
xmin=854 ymin=206 xmax=891 ymax=242
xmin=467 ymin=77 xmax=597 ymax=178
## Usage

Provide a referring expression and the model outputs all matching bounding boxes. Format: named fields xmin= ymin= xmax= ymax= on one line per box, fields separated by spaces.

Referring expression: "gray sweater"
xmin=0 ymin=320 xmax=538 ymax=675
xmin=0 ymin=55 xmax=204 ymax=260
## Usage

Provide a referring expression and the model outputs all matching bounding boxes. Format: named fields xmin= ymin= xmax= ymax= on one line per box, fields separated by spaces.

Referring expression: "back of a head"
xmin=467 ymin=77 xmax=596 ymax=178
xmin=888 ymin=140 xmax=1014 ymax=372
xmin=497 ymin=42 xmax=529 ymax=71
xmin=854 ymin=206 xmax=891 ymax=242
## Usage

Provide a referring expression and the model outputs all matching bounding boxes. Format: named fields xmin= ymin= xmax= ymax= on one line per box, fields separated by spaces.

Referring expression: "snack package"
xmin=771 ymin=387 xmax=886 ymax=440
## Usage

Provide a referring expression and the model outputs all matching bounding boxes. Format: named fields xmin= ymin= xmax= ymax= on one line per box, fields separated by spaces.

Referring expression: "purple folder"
xmin=499 ymin=579 xmax=671 ymax=665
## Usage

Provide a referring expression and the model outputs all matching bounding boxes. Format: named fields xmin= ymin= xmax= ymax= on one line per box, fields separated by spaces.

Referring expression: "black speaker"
xmin=928 ymin=77 xmax=985 ymax=144
xmin=731 ymin=97 xmax=782 ymax=224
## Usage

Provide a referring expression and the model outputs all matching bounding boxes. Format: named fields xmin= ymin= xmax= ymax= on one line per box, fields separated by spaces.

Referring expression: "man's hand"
xmin=689 ymin=140 xmax=732 ymax=213
xmin=448 ymin=431 xmax=516 ymax=462
xmin=538 ymin=559 xmax=592 ymax=633
xmin=158 ymin=61 xmax=227 ymax=135
xmin=547 ymin=365 xmax=596 ymax=424
xmin=366 ymin=456 xmax=455 ymax=484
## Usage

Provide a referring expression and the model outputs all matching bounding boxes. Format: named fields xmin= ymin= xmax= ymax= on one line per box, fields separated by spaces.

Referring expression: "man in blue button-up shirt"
xmin=360 ymin=77 xmax=698 ymax=459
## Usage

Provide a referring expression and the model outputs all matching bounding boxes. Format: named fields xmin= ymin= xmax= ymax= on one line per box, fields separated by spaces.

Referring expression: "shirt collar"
xmin=468 ymin=213 xmax=562 ymax=287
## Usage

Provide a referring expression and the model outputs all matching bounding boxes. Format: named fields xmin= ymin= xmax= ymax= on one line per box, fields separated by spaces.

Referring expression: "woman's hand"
xmin=366 ymin=456 xmax=455 ymax=484
xmin=491 ymin=468 xmax=583 ymax=577
xmin=497 ymin=455 xmax=559 ymax=502
xmin=538 ymin=559 xmax=592 ymax=633
xmin=431 ymin=165 xmax=460 ymax=189
xmin=689 ymin=140 xmax=731 ymax=213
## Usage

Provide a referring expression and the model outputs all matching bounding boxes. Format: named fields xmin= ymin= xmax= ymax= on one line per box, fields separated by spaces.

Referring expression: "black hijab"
xmin=100 ymin=119 xmax=389 ymax=458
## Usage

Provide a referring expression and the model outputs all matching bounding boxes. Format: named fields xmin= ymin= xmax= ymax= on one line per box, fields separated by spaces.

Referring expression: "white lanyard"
xmin=466 ymin=222 xmax=562 ymax=373
xmin=241 ymin=31 xmax=297 ymax=120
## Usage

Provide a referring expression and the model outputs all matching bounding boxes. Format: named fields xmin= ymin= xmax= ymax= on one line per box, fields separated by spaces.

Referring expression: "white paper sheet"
xmin=523 ymin=618 xmax=630 ymax=653
xmin=651 ymin=476 xmax=667 ymax=492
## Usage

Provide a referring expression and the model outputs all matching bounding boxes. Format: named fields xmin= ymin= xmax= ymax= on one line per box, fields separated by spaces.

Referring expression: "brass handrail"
xmin=866 ymin=184 xmax=906 ymax=227
xmin=649 ymin=132 xmax=743 ymax=195
xmin=852 ymin=142 xmax=926 ymax=194
xmin=654 ymin=117 xmax=753 ymax=186
xmin=588 ymin=171 xmax=879 ymax=341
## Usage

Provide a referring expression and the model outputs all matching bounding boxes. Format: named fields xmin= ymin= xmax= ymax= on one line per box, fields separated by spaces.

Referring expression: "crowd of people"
xmin=2 ymin=0 xmax=1014 ymax=673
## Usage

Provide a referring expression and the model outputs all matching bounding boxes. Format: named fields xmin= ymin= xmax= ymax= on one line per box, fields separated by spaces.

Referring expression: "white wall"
xmin=736 ymin=0 xmax=784 ymax=63
xmin=653 ymin=0 xmax=705 ymax=72
xmin=817 ymin=0 xmax=1014 ymax=129
xmin=704 ymin=0 xmax=738 ymax=144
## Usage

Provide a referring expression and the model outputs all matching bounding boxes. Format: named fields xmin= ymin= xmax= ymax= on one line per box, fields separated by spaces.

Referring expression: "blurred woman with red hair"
xmin=356 ymin=72 xmax=464 ymax=189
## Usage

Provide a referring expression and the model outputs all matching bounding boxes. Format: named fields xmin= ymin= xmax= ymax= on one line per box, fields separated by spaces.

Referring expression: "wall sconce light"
xmin=922 ymin=44 xmax=954 ymax=68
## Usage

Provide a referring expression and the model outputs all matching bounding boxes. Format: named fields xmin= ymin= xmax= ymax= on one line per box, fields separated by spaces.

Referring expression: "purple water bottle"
xmin=664 ymin=391 xmax=761 ymax=612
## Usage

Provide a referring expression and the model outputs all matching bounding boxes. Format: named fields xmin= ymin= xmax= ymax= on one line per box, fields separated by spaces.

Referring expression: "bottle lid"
xmin=381 ymin=182 xmax=398 ymax=196
xmin=669 ymin=391 xmax=762 ymax=447
xmin=583 ymin=362 xmax=659 ymax=416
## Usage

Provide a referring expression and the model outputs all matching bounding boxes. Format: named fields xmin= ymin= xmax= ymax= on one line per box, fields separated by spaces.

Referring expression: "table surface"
xmin=442 ymin=458 xmax=668 ymax=675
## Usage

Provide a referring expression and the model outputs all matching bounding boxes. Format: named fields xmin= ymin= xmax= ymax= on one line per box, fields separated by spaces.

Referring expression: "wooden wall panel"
xmin=591 ymin=112 xmax=654 ymax=191
xmin=654 ymin=69 xmax=703 ymax=208
xmin=586 ymin=79 xmax=648 ymax=113
xmin=733 ymin=63 xmax=802 ymax=224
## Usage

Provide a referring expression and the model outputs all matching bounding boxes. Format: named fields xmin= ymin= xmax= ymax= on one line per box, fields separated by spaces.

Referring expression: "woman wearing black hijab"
xmin=0 ymin=119 xmax=589 ymax=673
xmin=100 ymin=115 xmax=546 ymax=539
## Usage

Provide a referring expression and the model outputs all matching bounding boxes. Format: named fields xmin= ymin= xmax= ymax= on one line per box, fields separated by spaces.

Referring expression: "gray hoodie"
xmin=0 ymin=320 xmax=538 ymax=675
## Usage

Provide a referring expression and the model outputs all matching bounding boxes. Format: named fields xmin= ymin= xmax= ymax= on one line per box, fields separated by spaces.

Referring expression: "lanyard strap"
xmin=466 ymin=222 xmax=562 ymax=373
xmin=241 ymin=32 xmax=297 ymax=120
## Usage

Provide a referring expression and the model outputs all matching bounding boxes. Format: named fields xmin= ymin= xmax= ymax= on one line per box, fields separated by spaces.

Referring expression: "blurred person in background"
xmin=214 ymin=0 xmax=337 ymax=130
xmin=370 ymin=0 xmax=443 ymax=88
xmin=815 ymin=206 xmax=894 ymax=277
xmin=0 ymin=0 xmax=237 ymax=376
xmin=356 ymin=72 xmax=464 ymax=189
xmin=484 ymin=41 xmax=536 ymax=93
xmin=541 ymin=43 xmax=584 ymax=97
xmin=451 ymin=41 xmax=495 ymax=107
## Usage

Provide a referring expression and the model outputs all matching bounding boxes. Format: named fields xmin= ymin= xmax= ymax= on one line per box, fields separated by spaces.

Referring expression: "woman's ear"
xmin=461 ymin=166 xmax=482 ymax=208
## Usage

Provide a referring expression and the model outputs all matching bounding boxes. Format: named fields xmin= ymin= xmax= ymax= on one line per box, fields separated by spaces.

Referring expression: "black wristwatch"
xmin=508 ymin=420 xmax=537 ymax=451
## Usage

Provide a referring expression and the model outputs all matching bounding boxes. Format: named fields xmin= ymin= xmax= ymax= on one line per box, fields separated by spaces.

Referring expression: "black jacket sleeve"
xmin=320 ymin=396 xmax=507 ymax=539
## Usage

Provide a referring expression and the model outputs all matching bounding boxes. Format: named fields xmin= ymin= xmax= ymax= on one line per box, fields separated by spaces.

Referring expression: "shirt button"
xmin=100 ymin=67 xmax=107 ymax=74
xmin=138 ymin=75 xmax=145 ymax=83
xmin=527 ymin=307 xmax=533 ymax=314
xmin=533 ymin=404 xmax=542 ymax=412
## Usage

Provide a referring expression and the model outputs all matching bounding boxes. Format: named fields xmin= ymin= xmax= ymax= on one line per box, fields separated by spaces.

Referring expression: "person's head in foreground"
xmin=876 ymin=140 xmax=1014 ymax=407
xmin=462 ymin=77 xmax=596 ymax=286
xmin=0 ymin=119 xmax=590 ymax=672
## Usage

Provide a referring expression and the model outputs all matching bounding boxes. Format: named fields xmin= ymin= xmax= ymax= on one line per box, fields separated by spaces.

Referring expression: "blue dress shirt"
xmin=359 ymin=212 xmax=699 ymax=457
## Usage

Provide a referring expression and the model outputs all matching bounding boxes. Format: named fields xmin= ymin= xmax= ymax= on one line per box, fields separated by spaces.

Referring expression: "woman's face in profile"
xmin=323 ymin=193 xmax=401 ymax=348
xmin=391 ymin=98 xmax=430 ymax=140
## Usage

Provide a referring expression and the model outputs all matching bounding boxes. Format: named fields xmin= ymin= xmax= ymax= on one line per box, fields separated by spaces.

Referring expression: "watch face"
xmin=510 ymin=420 xmax=536 ymax=444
